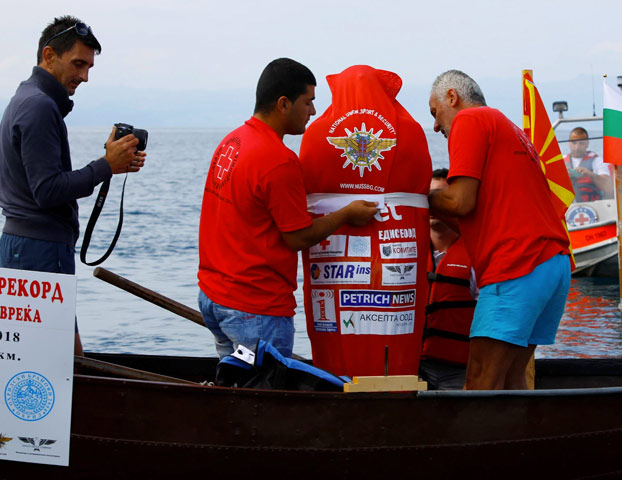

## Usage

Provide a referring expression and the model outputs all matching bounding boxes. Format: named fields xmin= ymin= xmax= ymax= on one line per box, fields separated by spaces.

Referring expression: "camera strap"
xmin=79 ymin=173 xmax=127 ymax=266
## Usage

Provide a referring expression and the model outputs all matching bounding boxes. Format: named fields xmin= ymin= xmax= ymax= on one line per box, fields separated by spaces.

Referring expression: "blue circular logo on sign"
xmin=4 ymin=371 xmax=55 ymax=421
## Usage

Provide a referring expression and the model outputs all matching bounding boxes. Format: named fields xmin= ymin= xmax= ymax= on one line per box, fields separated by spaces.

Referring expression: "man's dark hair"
xmin=37 ymin=15 xmax=102 ymax=64
xmin=254 ymin=58 xmax=316 ymax=114
xmin=432 ymin=168 xmax=449 ymax=179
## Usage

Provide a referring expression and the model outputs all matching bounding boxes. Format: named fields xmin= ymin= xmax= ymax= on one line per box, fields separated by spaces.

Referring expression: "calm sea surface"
xmin=1 ymin=127 xmax=620 ymax=359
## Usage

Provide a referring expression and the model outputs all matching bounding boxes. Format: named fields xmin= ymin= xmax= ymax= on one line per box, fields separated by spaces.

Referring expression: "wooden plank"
xmin=75 ymin=355 xmax=198 ymax=385
xmin=344 ymin=375 xmax=428 ymax=393
xmin=92 ymin=267 xmax=310 ymax=362
xmin=93 ymin=267 xmax=205 ymax=326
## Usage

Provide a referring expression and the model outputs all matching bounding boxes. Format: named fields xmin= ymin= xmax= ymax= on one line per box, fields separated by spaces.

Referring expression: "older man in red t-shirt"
xmin=427 ymin=70 xmax=571 ymax=390
xmin=198 ymin=58 xmax=378 ymax=359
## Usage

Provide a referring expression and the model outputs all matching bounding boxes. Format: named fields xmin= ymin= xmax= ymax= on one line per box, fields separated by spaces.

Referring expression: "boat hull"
xmin=2 ymin=354 xmax=622 ymax=478
xmin=567 ymin=199 xmax=618 ymax=277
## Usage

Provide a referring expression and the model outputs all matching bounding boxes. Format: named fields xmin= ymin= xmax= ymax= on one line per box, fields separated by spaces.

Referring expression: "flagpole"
xmin=605 ymin=74 xmax=622 ymax=311
xmin=522 ymin=68 xmax=535 ymax=389
xmin=613 ymin=72 xmax=622 ymax=311
xmin=616 ymin=164 xmax=622 ymax=311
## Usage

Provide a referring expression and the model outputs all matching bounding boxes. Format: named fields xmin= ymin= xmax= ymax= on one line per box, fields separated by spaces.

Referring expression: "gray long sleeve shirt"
xmin=0 ymin=66 xmax=112 ymax=246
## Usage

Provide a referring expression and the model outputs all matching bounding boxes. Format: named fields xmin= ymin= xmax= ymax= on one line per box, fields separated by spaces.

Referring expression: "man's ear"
xmin=275 ymin=95 xmax=290 ymax=113
xmin=40 ymin=46 xmax=57 ymax=69
xmin=446 ymin=88 xmax=459 ymax=107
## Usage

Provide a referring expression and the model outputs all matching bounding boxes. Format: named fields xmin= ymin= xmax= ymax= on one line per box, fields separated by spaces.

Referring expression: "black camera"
xmin=114 ymin=122 xmax=148 ymax=151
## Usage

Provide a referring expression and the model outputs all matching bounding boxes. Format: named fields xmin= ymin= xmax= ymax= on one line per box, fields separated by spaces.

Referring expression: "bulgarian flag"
xmin=522 ymin=70 xmax=575 ymax=268
xmin=603 ymin=79 xmax=622 ymax=165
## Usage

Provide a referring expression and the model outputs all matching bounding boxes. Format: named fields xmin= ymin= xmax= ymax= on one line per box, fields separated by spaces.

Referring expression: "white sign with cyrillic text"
xmin=0 ymin=268 xmax=76 ymax=466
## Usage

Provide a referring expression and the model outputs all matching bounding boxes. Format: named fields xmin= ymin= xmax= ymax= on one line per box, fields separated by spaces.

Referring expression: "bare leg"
xmin=504 ymin=345 xmax=536 ymax=389
xmin=465 ymin=337 xmax=535 ymax=390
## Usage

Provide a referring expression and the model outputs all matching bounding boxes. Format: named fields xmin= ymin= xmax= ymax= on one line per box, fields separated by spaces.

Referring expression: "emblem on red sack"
xmin=327 ymin=123 xmax=396 ymax=177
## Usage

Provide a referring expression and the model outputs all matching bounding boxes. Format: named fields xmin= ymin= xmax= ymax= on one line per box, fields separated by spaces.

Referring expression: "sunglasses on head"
xmin=42 ymin=22 xmax=92 ymax=50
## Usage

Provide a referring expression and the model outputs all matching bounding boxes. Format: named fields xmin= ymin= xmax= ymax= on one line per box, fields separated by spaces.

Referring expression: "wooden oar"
xmin=75 ymin=355 xmax=197 ymax=385
xmin=92 ymin=267 xmax=309 ymax=361
xmin=93 ymin=267 xmax=204 ymax=327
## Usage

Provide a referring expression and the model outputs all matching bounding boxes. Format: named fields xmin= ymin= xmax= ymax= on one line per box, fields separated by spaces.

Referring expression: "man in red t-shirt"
xmin=198 ymin=58 xmax=378 ymax=359
xmin=427 ymin=70 xmax=571 ymax=390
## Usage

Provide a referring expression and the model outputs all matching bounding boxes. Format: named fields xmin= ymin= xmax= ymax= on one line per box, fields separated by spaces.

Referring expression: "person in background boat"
xmin=0 ymin=15 xmax=146 ymax=356
xmin=197 ymin=58 xmax=378 ymax=360
xmin=419 ymin=168 xmax=477 ymax=390
xmin=564 ymin=127 xmax=613 ymax=201
xmin=428 ymin=70 xmax=572 ymax=390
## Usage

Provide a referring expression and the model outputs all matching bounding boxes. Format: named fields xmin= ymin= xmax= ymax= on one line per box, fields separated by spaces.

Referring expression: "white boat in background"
xmin=551 ymin=100 xmax=619 ymax=277
xmin=566 ymin=199 xmax=618 ymax=276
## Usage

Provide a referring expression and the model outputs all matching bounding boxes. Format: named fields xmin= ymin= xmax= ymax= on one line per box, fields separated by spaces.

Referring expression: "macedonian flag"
xmin=522 ymin=70 xmax=575 ymax=267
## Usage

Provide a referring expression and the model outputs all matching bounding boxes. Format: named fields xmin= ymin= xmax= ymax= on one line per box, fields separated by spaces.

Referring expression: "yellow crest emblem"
xmin=327 ymin=123 xmax=397 ymax=177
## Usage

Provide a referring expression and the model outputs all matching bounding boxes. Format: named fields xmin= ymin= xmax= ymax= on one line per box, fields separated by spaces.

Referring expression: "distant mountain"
xmin=397 ymin=73 xmax=607 ymax=130
xmin=66 ymin=86 xmax=257 ymax=129
xmin=0 ymin=74 xmax=613 ymax=129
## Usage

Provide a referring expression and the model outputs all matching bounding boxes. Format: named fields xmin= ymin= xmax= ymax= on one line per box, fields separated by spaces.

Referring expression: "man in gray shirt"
xmin=0 ymin=15 xmax=146 ymax=355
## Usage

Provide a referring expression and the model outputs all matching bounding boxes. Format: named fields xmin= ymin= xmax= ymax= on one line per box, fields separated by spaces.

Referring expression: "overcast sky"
xmin=1 ymin=0 xmax=621 ymax=128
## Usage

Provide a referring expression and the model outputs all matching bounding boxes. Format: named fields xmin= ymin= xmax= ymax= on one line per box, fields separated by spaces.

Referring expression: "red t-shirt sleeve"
xmin=447 ymin=112 xmax=489 ymax=181
xmin=263 ymin=159 xmax=313 ymax=233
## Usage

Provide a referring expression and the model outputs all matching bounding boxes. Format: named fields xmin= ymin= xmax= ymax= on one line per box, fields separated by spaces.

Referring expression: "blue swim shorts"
xmin=470 ymin=253 xmax=571 ymax=347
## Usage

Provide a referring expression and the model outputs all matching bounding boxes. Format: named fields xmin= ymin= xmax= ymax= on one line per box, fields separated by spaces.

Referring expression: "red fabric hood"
xmin=326 ymin=65 xmax=403 ymax=107
xmin=300 ymin=64 xmax=431 ymax=196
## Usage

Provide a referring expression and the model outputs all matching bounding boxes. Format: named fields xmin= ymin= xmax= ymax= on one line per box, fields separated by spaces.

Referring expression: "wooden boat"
xmin=2 ymin=352 xmax=622 ymax=479
xmin=5 ymin=269 xmax=621 ymax=479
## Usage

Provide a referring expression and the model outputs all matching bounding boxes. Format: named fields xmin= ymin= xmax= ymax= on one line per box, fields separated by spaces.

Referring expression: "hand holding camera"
xmin=105 ymin=123 xmax=148 ymax=174
xmin=82 ymin=123 xmax=149 ymax=266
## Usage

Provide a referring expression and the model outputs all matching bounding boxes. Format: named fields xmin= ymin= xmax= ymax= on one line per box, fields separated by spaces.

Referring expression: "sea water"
xmin=0 ymin=126 xmax=620 ymax=359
